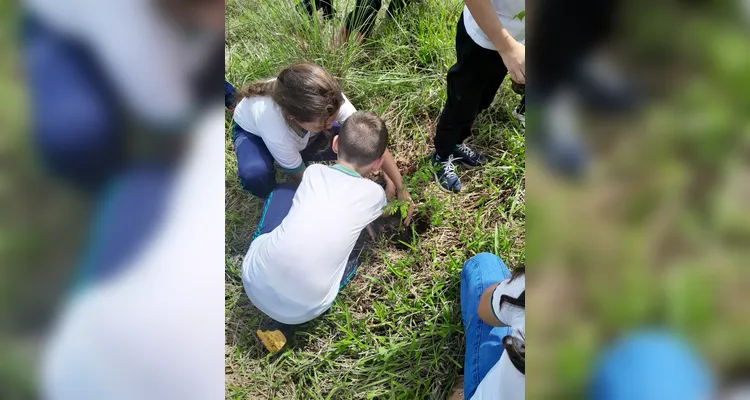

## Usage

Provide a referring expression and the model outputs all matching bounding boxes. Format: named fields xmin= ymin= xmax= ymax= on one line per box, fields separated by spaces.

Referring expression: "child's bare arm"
xmin=379 ymin=149 xmax=414 ymax=224
xmin=289 ymin=170 xmax=304 ymax=183
xmin=465 ymin=0 xmax=525 ymax=83
xmin=478 ymin=283 xmax=509 ymax=327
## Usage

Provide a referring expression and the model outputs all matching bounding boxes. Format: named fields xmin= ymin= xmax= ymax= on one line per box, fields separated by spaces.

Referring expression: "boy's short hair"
xmin=338 ymin=111 xmax=389 ymax=167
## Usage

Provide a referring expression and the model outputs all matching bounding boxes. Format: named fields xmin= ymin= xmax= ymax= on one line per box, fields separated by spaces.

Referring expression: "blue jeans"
xmin=253 ymin=184 xmax=362 ymax=290
xmin=460 ymin=253 xmax=513 ymax=399
xmin=232 ymin=122 xmax=341 ymax=198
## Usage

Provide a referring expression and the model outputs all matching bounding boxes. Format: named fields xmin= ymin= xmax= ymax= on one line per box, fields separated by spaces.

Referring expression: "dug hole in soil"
xmin=372 ymin=212 xmax=431 ymax=250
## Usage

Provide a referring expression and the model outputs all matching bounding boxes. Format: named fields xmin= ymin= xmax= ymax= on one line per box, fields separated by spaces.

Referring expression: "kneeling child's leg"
xmin=460 ymin=253 xmax=512 ymax=398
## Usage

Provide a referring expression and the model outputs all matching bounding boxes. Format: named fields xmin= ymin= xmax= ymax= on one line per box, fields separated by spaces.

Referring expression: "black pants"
xmin=299 ymin=0 xmax=336 ymax=19
xmin=527 ymin=0 xmax=618 ymax=100
xmin=345 ymin=0 xmax=411 ymax=37
xmin=434 ymin=14 xmax=525 ymax=158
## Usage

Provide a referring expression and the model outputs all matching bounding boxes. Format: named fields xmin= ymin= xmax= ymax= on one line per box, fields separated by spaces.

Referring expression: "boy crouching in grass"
xmin=243 ymin=111 xmax=392 ymax=352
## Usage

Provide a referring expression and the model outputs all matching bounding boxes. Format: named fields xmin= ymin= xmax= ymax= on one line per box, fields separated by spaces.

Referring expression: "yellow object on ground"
xmin=256 ymin=329 xmax=287 ymax=353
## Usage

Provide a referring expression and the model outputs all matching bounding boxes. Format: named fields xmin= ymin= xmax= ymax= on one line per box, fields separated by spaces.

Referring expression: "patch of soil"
xmin=372 ymin=212 xmax=431 ymax=250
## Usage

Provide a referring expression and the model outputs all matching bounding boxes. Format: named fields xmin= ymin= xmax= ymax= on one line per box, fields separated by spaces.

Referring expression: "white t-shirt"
xmin=233 ymin=92 xmax=357 ymax=172
xmin=463 ymin=0 xmax=526 ymax=50
xmin=242 ymin=164 xmax=387 ymax=324
xmin=24 ymin=0 xmax=217 ymax=127
xmin=472 ymin=274 xmax=526 ymax=400
xmin=42 ymin=108 xmax=226 ymax=400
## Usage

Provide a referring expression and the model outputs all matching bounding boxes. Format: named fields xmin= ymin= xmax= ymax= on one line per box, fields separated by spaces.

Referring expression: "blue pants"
xmin=22 ymin=14 xmax=122 ymax=191
xmin=225 ymin=80 xmax=236 ymax=109
xmin=232 ymin=122 xmax=340 ymax=198
xmin=73 ymin=167 xmax=176 ymax=294
xmin=460 ymin=253 xmax=513 ymax=399
xmin=253 ymin=184 xmax=362 ymax=289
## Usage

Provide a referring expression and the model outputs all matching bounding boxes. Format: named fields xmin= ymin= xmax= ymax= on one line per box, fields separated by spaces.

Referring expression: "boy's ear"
xmin=373 ymin=156 xmax=384 ymax=171
xmin=332 ymin=136 xmax=339 ymax=154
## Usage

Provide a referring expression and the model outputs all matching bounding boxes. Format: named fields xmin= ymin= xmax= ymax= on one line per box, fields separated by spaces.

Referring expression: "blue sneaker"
xmin=451 ymin=143 xmax=487 ymax=168
xmin=432 ymin=153 xmax=463 ymax=193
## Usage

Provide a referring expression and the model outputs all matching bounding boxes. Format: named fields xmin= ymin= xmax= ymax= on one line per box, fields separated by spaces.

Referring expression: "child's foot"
xmin=512 ymin=105 xmax=525 ymax=131
xmin=256 ymin=321 xmax=298 ymax=353
xmin=451 ymin=143 xmax=487 ymax=168
xmin=432 ymin=153 xmax=462 ymax=193
xmin=448 ymin=375 xmax=465 ymax=400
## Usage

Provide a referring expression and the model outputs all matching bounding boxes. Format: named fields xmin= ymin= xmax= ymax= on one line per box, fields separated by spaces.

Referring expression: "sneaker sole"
xmin=433 ymin=171 xmax=461 ymax=193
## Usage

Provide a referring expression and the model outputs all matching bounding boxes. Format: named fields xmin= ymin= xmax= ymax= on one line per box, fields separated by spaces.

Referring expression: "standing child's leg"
xmin=298 ymin=0 xmax=336 ymax=19
xmin=233 ymin=124 xmax=278 ymax=198
xmin=385 ymin=0 xmax=411 ymax=19
xmin=344 ymin=0 xmax=383 ymax=38
xmin=460 ymin=253 xmax=513 ymax=399
xmin=434 ymin=15 xmax=507 ymax=159
xmin=298 ymin=0 xmax=316 ymax=16
xmin=319 ymin=0 xmax=335 ymax=19
xmin=432 ymin=14 xmax=505 ymax=192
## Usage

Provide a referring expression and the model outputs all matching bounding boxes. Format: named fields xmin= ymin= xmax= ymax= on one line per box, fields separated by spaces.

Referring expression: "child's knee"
xmin=237 ymin=162 xmax=275 ymax=197
xmin=35 ymin=117 xmax=119 ymax=188
xmin=467 ymin=252 xmax=504 ymax=267
xmin=462 ymin=252 xmax=510 ymax=278
xmin=238 ymin=161 xmax=273 ymax=183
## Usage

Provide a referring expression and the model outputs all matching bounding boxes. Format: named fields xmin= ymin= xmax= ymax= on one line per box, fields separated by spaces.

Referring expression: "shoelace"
xmin=441 ymin=154 xmax=460 ymax=179
xmin=456 ymin=144 xmax=476 ymax=159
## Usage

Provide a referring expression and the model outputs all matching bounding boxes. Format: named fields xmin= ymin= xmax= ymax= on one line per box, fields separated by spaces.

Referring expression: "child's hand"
xmin=385 ymin=176 xmax=397 ymax=200
xmin=398 ymin=187 xmax=415 ymax=226
xmin=500 ymin=39 xmax=525 ymax=84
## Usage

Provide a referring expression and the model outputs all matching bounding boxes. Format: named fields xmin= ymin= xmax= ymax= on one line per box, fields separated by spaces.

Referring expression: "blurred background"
xmin=0 ymin=2 xmax=83 ymax=397
xmin=527 ymin=0 xmax=750 ymax=398
xmin=1 ymin=0 xmax=225 ymax=398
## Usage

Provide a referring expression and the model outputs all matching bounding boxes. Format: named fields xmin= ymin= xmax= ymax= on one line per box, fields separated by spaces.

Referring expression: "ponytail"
xmin=232 ymin=79 xmax=276 ymax=107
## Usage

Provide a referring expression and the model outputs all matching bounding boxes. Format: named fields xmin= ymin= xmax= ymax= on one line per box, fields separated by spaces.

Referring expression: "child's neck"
xmin=336 ymin=160 xmax=367 ymax=177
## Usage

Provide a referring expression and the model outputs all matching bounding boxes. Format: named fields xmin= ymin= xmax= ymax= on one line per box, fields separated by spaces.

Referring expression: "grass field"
xmin=224 ymin=0 xmax=525 ymax=398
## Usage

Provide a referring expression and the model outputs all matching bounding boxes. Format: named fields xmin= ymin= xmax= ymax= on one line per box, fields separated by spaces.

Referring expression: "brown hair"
xmin=338 ymin=111 xmax=389 ymax=167
xmin=233 ymin=62 xmax=344 ymax=124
